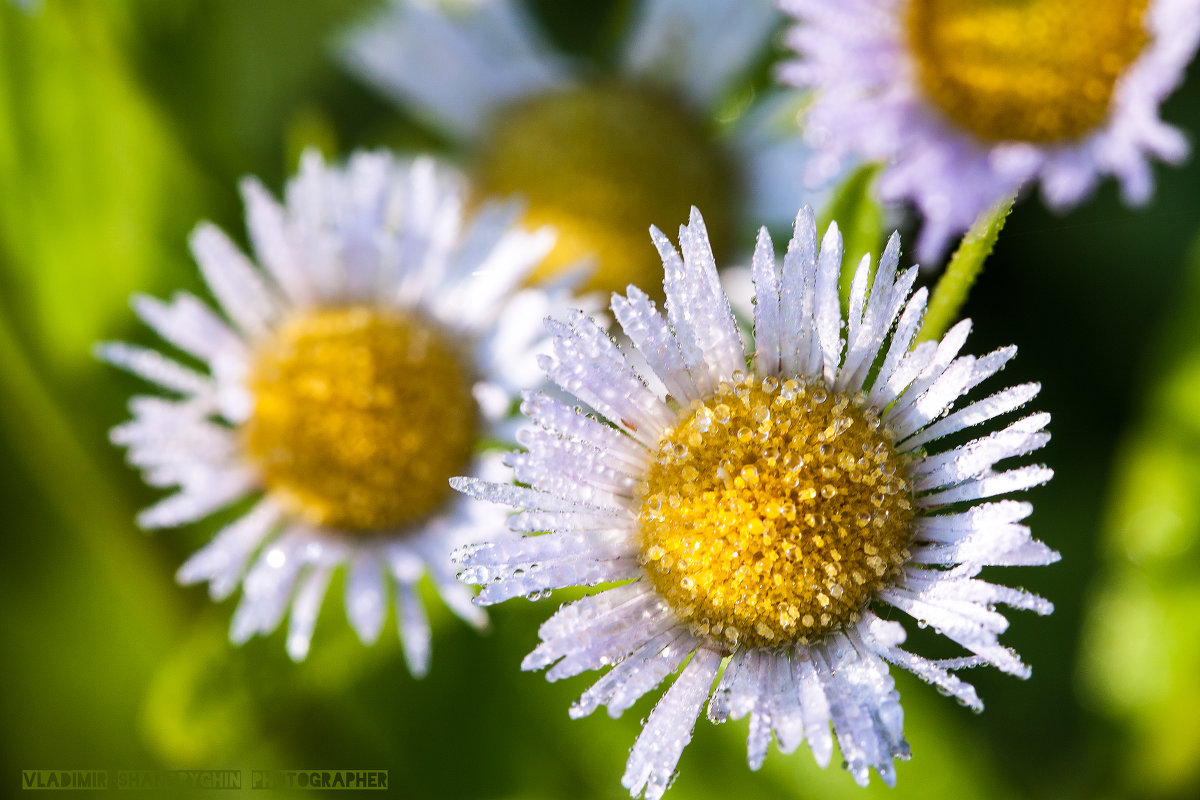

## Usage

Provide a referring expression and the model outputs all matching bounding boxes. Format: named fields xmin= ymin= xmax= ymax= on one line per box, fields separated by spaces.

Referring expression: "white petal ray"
xmin=132 ymin=292 xmax=247 ymax=371
xmin=613 ymin=287 xmax=704 ymax=404
xmin=900 ymin=382 xmax=1041 ymax=450
xmin=230 ymin=531 xmax=308 ymax=644
xmin=749 ymin=227 xmax=783 ymax=378
xmin=240 ymin=177 xmax=311 ymax=305
xmin=188 ymin=223 xmax=279 ymax=338
xmin=918 ymin=465 xmax=1054 ymax=508
xmin=622 ymin=646 xmax=723 ymax=800
xmin=397 ymin=580 xmax=432 ymax=678
xmin=340 ymin=0 xmax=568 ymax=142
xmin=779 ymin=207 xmax=820 ymax=378
xmin=571 ymin=627 xmax=700 ymax=721
xmin=450 ymin=477 xmax=624 ymax=515
xmin=656 ymin=209 xmax=746 ymax=390
xmin=346 ymin=553 xmax=388 ymax=646
xmin=814 ymin=222 xmax=845 ymax=382
xmin=543 ymin=314 xmax=674 ymax=445
xmin=620 ymin=0 xmax=780 ymax=109
xmin=792 ymin=650 xmax=834 ymax=767
xmin=137 ymin=469 xmax=256 ymax=529
xmin=177 ymin=499 xmax=282 ymax=601
xmin=520 ymin=391 xmax=649 ymax=469
xmin=98 ymin=342 xmax=214 ymax=398
xmin=287 ymin=564 xmax=334 ymax=662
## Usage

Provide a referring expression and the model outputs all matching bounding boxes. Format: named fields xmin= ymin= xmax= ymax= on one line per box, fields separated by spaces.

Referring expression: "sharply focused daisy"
xmin=342 ymin=0 xmax=819 ymax=293
xmin=780 ymin=0 xmax=1200 ymax=262
xmin=454 ymin=206 xmax=1058 ymax=795
xmin=101 ymin=150 xmax=572 ymax=674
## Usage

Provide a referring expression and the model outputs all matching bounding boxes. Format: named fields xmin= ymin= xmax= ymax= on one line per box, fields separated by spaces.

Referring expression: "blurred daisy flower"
xmin=454 ymin=206 xmax=1058 ymax=796
xmin=101 ymin=149 xmax=573 ymax=674
xmin=342 ymin=0 xmax=820 ymax=293
xmin=780 ymin=0 xmax=1200 ymax=261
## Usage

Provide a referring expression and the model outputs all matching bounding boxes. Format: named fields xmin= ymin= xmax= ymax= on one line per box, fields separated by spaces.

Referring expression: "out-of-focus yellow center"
xmin=908 ymin=0 xmax=1149 ymax=143
xmin=473 ymin=82 xmax=737 ymax=295
xmin=638 ymin=374 xmax=914 ymax=649
xmin=244 ymin=307 xmax=478 ymax=533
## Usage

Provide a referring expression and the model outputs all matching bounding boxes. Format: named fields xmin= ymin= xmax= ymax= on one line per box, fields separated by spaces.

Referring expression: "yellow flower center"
xmin=244 ymin=307 xmax=478 ymax=532
xmin=908 ymin=0 xmax=1149 ymax=143
xmin=473 ymin=82 xmax=737 ymax=295
xmin=637 ymin=374 xmax=914 ymax=649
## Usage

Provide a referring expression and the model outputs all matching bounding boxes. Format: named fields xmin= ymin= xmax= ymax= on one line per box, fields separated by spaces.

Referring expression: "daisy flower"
xmin=453 ymin=206 xmax=1058 ymax=795
xmin=780 ymin=0 xmax=1200 ymax=262
xmin=101 ymin=149 xmax=572 ymax=674
xmin=342 ymin=0 xmax=820 ymax=293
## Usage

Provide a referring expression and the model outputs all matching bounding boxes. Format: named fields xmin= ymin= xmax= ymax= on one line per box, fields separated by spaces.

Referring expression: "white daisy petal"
xmin=707 ymin=647 xmax=759 ymax=723
xmin=919 ymin=464 xmax=1055 ymax=507
xmin=656 ymin=209 xmax=745 ymax=390
xmin=613 ymin=287 xmax=704 ymax=405
xmin=339 ymin=0 xmax=568 ymax=142
xmin=396 ymin=580 xmax=433 ymax=678
xmin=188 ymin=223 xmax=280 ymax=339
xmin=136 ymin=469 xmax=256 ymax=529
xmin=505 ymin=444 xmax=638 ymax=502
xmin=240 ymin=177 xmax=312 ymax=306
xmin=814 ymin=222 xmax=845 ymax=382
xmin=750 ymin=227 xmax=784 ymax=378
xmin=766 ymin=650 xmax=806 ymax=756
xmin=98 ymin=341 xmax=215 ymax=398
xmin=528 ymin=583 xmax=658 ymax=669
xmin=520 ymin=391 xmax=649 ymax=469
xmin=345 ymin=554 xmax=388 ymax=646
xmin=573 ymin=627 xmax=701 ymax=722
xmin=779 ymin=207 xmax=822 ymax=378
xmin=543 ymin=314 xmax=675 ymax=444
xmin=817 ymin=633 xmax=908 ymax=788
xmin=792 ymin=649 xmax=835 ymax=768
xmin=132 ymin=292 xmax=247 ymax=372
xmin=621 ymin=0 xmax=780 ymax=109
xmin=546 ymin=603 xmax=682 ymax=683
xmin=230 ymin=532 xmax=308 ymax=645
xmin=176 ymin=499 xmax=282 ymax=601
xmin=900 ymin=382 xmax=1041 ymax=450
xmin=622 ymin=646 xmax=723 ymax=800
xmin=866 ymin=288 xmax=929 ymax=406
xmin=287 ymin=564 xmax=334 ymax=662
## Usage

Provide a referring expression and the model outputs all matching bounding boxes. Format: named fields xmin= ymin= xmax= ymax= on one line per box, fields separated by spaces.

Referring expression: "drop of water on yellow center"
xmin=638 ymin=374 xmax=914 ymax=649
xmin=908 ymin=0 xmax=1149 ymax=143
xmin=473 ymin=82 xmax=738 ymax=295
xmin=244 ymin=307 xmax=478 ymax=533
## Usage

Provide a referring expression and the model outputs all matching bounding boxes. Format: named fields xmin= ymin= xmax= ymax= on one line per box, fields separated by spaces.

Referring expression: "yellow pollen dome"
xmin=638 ymin=374 xmax=914 ymax=649
xmin=908 ymin=0 xmax=1149 ymax=143
xmin=244 ymin=307 xmax=478 ymax=533
xmin=473 ymin=82 xmax=737 ymax=295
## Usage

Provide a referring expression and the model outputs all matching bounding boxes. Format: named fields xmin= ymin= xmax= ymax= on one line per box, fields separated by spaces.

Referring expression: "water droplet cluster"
xmin=474 ymin=81 xmax=737 ymax=295
xmin=245 ymin=307 xmax=478 ymax=532
xmin=908 ymin=0 xmax=1148 ymax=143
xmin=637 ymin=373 xmax=914 ymax=649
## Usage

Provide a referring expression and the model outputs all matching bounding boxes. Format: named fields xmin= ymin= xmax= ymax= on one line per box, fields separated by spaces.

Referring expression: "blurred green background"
xmin=2 ymin=1 xmax=1200 ymax=798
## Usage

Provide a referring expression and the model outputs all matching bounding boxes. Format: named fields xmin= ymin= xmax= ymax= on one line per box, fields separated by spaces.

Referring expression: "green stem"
xmin=917 ymin=194 xmax=1016 ymax=343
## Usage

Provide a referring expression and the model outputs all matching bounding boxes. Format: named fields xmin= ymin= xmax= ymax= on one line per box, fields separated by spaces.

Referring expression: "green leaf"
xmin=917 ymin=195 xmax=1014 ymax=343
xmin=1079 ymin=227 xmax=1200 ymax=795
xmin=817 ymin=164 xmax=885 ymax=305
xmin=0 ymin=2 xmax=203 ymax=371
